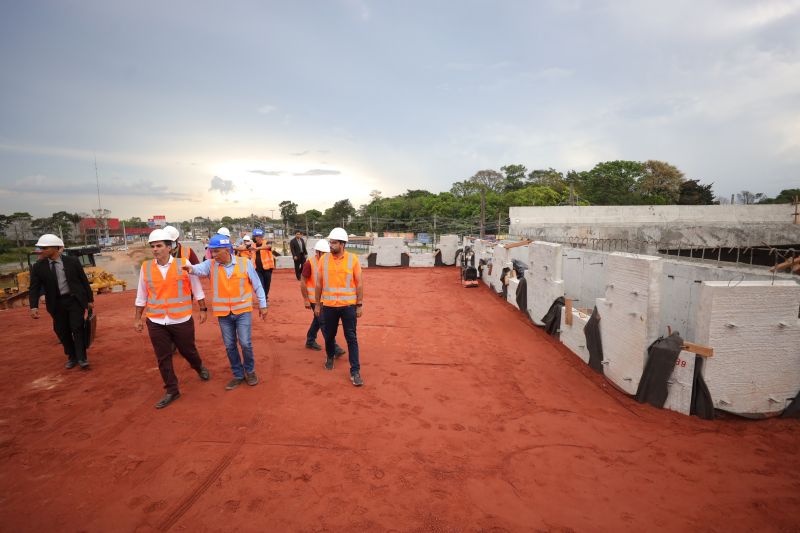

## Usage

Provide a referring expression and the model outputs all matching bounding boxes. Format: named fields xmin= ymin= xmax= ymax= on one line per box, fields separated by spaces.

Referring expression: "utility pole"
xmin=433 ymin=213 xmax=437 ymax=248
xmin=305 ymin=214 xmax=309 ymax=235
xmin=479 ymin=188 xmax=486 ymax=239
xmin=369 ymin=215 xmax=373 ymax=235
xmin=498 ymin=211 xmax=502 ymax=237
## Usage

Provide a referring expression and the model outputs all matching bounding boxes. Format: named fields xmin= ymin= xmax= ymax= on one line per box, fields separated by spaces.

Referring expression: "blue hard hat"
xmin=252 ymin=228 xmax=265 ymax=237
xmin=208 ymin=234 xmax=232 ymax=249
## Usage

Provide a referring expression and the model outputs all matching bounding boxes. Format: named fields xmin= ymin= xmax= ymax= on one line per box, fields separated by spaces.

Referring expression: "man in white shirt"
xmin=134 ymin=229 xmax=211 ymax=409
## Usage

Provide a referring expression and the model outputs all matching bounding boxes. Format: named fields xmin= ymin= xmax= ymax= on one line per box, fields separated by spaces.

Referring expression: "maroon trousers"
xmin=146 ymin=318 xmax=204 ymax=394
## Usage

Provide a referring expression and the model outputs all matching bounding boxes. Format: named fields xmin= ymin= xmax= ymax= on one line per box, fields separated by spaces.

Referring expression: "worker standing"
xmin=29 ymin=234 xmax=94 ymax=369
xmin=235 ymin=235 xmax=254 ymax=263
xmin=134 ymin=229 xmax=210 ymax=409
xmin=164 ymin=225 xmax=200 ymax=265
xmin=251 ymin=228 xmax=275 ymax=303
xmin=314 ymin=227 xmax=364 ymax=386
xmin=184 ymin=234 xmax=268 ymax=391
xmin=300 ymin=239 xmax=345 ymax=355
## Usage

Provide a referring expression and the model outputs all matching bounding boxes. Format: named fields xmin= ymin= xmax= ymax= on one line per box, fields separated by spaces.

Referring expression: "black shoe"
xmin=324 ymin=357 xmax=334 ymax=370
xmin=245 ymin=372 xmax=259 ymax=386
xmin=197 ymin=366 xmax=211 ymax=381
xmin=351 ymin=372 xmax=364 ymax=387
xmin=333 ymin=346 xmax=346 ymax=358
xmin=65 ymin=360 xmax=77 ymax=369
xmin=225 ymin=378 xmax=244 ymax=390
xmin=305 ymin=341 xmax=322 ymax=351
xmin=78 ymin=360 xmax=90 ymax=370
xmin=155 ymin=392 xmax=180 ymax=409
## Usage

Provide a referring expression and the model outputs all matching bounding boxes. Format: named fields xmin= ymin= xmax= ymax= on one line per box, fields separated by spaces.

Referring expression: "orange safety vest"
xmin=320 ymin=251 xmax=358 ymax=307
xmin=143 ymin=258 xmax=193 ymax=320
xmin=238 ymin=248 xmax=253 ymax=261
xmin=210 ymin=257 xmax=253 ymax=317
xmin=305 ymin=255 xmax=320 ymax=303
xmin=256 ymin=247 xmax=274 ymax=270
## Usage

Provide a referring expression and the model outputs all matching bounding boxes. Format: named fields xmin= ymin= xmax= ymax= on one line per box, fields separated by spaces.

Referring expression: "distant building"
xmin=148 ymin=215 xmax=167 ymax=228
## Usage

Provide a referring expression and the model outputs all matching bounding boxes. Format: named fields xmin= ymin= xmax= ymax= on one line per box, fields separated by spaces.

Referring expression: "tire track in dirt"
xmin=154 ymin=330 xmax=283 ymax=531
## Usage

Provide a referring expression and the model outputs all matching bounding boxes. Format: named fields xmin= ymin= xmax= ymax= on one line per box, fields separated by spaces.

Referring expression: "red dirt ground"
xmin=0 ymin=267 xmax=798 ymax=532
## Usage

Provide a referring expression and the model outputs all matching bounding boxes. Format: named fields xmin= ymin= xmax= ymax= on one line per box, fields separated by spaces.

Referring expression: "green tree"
xmin=500 ymin=164 xmax=527 ymax=192
xmin=581 ymin=161 xmax=645 ymax=205
xmin=759 ymin=188 xmax=800 ymax=204
xmin=527 ymin=168 xmax=567 ymax=193
xmin=677 ymin=180 xmax=716 ymax=205
xmin=637 ymin=160 xmax=684 ymax=204
xmin=279 ymin=200 xmax=299 ymax=229
xmin=449 ymin=179 xmax=480 ymax=198
xmin=324 ymin=199 xmax=357 ymax=229
xmin=8 ymin=212 xmax=32 ymax=247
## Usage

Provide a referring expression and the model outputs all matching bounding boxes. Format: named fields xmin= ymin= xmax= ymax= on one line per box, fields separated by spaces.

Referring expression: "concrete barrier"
xmin=559 ymin=308 xmax=591 ymax=364
xmin=275 ymin=255 xmax=294 ymax=269
xmin=369 ymin=237 xmax=407 ymax=267
xmin=437 ymin=234 xmax=459 ymax=265
xmin=598 ymin=253 xmax=663 ymax=395
xmin=695 ymin=280 xmax=800 ymax=417
xmin=409 ymin=253 xmax=435 ymax=268
xmin=526 ymin=242 xmax=564 ymax=326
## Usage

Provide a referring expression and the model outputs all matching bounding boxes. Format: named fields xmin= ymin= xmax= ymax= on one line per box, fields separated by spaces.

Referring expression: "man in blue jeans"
xmin=184 ymin=234 xmax=268 ymax=390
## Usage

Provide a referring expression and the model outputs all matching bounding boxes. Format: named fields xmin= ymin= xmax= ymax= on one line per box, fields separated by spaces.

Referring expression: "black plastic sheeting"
xmin=516 ymin=276 xmax=527 ymax=312
xmin=541 ymin=296 xmax=565 ymax=337
xmin=367 ymin=252 xmax=377 ymax=267
xmin=500 ymin=267 xmax=511 ymax=300
xmin=401 ymin=253 xmax=410 ymax=267
xmin=434 ymin=249 xmax=445 ymax=266
xmin=781 ymin=392 xmax=800 ymax=418
xmin=584 ymin=307 xmax=604 ymax=374
xmin=635 ymin=333 xmax=683 ymax=408
xmin=690 ymin=356 xmax=715 ymax=420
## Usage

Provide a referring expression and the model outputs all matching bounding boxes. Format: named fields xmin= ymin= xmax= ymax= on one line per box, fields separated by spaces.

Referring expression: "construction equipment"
xmin=0 ymin=245 xmax=126 ymax=309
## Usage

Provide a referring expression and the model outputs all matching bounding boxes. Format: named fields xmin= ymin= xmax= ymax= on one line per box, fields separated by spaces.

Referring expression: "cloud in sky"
xmin=257 ymin=104 xmax=276 ymax=114
xmin=249 ymin=170 xmax=284 ymax=176
xmin=290 ymin=150 xmax=310 ymax=156
xmin=4 ymin=174 xmax=192 ymax=201
xmin=292 ymin=169 xmax=342 ymax=176
xmin=209 ymin=176 xmax=235 ymax=195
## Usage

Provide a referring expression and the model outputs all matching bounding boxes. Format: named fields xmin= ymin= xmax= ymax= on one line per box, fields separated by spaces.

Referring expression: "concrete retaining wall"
xmin=526 ymin=242 xmax=564 ymax=325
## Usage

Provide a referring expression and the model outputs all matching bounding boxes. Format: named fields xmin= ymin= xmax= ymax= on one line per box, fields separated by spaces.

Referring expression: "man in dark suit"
xmin=29 ymin=234 xmax=94 ymax=369
xmin=289 ymin=231 xmax=307 ymax=280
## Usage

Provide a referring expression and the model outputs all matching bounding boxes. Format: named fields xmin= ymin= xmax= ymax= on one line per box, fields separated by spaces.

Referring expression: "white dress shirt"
xmin=135 ymin=256 xmax=205 ymax=325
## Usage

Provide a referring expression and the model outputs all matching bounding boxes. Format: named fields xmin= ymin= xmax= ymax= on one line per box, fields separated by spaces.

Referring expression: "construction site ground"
xmin=0 ymin=267 xmax=798 ymax=532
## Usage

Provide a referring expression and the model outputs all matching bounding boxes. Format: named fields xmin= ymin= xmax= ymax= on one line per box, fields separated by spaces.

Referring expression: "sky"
xmin=1 ymin=0 xmax=799 ymax=220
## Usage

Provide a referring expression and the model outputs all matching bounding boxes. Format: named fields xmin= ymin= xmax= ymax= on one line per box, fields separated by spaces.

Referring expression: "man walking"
xmin=314 ymin=227 xmax=364 ymax=386
xmin=300 ymin=239 xmax=344 ymax=355
xmin=289 ymin=230 xmax=308 ymax=280
xmin=184 ymin=234 xmax=268 ymax=391
xmin=134 ymin=229 xmax=211 ymax=409
xmin=29 ymin=234 xmax=94 ymax=369
xmin=251 ymin=228 xmax=275 ymax=302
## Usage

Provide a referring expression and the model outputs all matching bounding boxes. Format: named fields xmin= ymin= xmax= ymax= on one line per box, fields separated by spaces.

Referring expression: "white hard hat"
xmin=217 ymin=227 xmax=231 ymax=237
xmin=328 ymin=227 xmax=348 ymax=242
xmin=242 ymin=234 xmax=252 ymax=241
xmin=148 ymin=228 xmax=173 ymax=243
xmin=163 ymin=225 xmax=180 ymax=241
xmin=314 ymin=239 xmax=331 ymax=253
xmin=35 ymin=234 xmax=64 ymax=247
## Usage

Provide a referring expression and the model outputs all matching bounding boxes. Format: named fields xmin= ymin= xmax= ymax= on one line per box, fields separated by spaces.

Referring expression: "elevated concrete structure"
xmin=510 ymin=204 xmax=800 ymax=250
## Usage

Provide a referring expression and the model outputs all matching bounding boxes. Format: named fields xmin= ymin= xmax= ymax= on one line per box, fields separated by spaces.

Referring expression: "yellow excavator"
xmin=0 ymin=246 xmax=127 ymax=309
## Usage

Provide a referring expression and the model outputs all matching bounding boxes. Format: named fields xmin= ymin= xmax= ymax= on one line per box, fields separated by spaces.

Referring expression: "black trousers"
xmin=293 ymin=257 xmax=306 ymax=280
xmin=256 ymin=269 xmax=273 ymax=301
xmin=146 ymin=318 xmax=204 ymax=394
xmin=51 ymin=295 xmax=87 ymax=363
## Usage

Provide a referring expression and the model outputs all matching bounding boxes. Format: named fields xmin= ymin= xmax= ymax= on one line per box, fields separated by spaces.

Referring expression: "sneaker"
xmin=350 ymin=372 xmax=364 ymax=387
xmin=245 ymin=372 xmax=259 ymax=386
xmin=333 ymin=345 xmax=346 ymax=358
xmin=225 ymin=378 xmax=244 ymax=390
xmin=78 ymin=360 xmax=90 ymax=370
xmin=65 ymin=360 xmax=77 ymax=369
xmin=305 ymin=341 xmax=322 ymax=351
xmin=197 ymin=366 xmax=211 ymax=381
xmin=324 ymin=357 xmax=334 ymax=370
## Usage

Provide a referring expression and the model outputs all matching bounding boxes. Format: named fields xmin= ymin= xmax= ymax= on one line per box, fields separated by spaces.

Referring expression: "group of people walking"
xmin=28 ymin=225 xmax=365 ymax=410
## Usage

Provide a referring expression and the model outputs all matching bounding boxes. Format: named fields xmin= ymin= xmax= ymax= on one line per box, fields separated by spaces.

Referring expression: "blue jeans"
xmin=217 ymin=311 xmax=254 ymax=379
xmin=321 ymin=305 xmax=359 ymax=374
